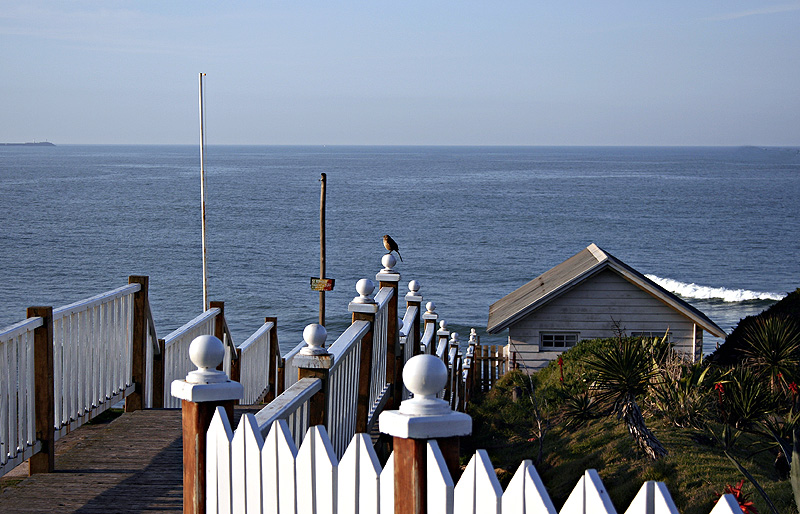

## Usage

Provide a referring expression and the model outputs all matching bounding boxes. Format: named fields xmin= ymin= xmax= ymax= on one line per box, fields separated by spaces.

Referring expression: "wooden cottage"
xmin=487 ymin=243 xmax=726 ymax=372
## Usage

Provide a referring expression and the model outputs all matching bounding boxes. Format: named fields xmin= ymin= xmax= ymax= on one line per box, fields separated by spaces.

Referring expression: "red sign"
xmin=310 ymin=278 xmax=335 ymax=291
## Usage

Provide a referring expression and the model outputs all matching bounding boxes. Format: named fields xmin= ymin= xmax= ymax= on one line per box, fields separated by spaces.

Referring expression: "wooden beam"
xmin=28 ymin=306 xmax=54 ymax=474
xmin=126 ymin=275 xmax=149 ymax=412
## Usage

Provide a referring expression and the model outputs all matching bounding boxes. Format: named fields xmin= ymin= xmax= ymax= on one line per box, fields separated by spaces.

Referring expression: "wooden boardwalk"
xmin=0 ymin=407 xmax=259 ymax=514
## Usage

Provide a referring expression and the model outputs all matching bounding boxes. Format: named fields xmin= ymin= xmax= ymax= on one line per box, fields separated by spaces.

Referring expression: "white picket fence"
xmin=205 ymin=406 xmax=741 ymax=514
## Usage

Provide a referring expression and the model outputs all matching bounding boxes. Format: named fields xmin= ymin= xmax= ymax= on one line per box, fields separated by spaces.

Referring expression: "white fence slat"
xmin=207 ymin=407 xmax=234 ymax=514
xmin=709 ymin=494 xmax=742 ymax=514
xmin=561 ymin=469 xmax=617 ymax=514
xmin=231 ymin=416 xmax=251 ymax=514
xmin=338 ymin=433 xmax=381 ymax=514
xmin=624 ymin=481 xmax=681 ymax=514
xmin=379 ymin=452 xmax=394 ymax=514
xmin=296 ymin=425 xmax=337 ymax=514
xmin=503 ymin=459 xmax=557 ymax=514
xmin=240 ymin=415 xmax=265 ymax=514
xmin=262 ymin=419 xmax=297 ymax=514
xmin=427 ymin=440 xmax=454 ymax=514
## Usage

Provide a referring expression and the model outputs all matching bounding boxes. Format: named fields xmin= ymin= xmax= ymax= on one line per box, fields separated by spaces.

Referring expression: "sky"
xmin=1 ymin=1 xmax=799 ymax=146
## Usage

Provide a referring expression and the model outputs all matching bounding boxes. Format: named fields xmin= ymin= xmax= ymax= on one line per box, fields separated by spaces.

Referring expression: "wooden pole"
xmin=319 ymin=173 xmax=326 ymax=326
xmin=28 ymin=306 xmax=54 ymax=474
xmin=265 ymin=316 xmax=279 ymax=402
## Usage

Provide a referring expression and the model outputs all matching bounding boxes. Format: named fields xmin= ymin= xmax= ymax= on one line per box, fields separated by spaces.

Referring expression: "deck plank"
xmin=0 ymin=407 xmax=260 ymax=513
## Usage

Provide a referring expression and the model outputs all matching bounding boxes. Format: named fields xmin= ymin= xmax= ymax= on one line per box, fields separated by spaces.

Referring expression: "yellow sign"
xmin=310 ymin=278 xmax=335 ymax=291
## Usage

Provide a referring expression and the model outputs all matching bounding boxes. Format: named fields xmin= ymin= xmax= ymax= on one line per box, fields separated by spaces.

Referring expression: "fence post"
xmin=405 ymin=280 xmax=422 ymax=356
xmin=28 ymin=306 xmax=54 ymax=475
xmin=126 ymin=275 xmax=149 ymax=413
xmin=349 ymin=279 xmax=378 ymax=432
xmin=436 ymin=321 xmax=449 ymax=360
xmin=422 ymin=302 xmax=438 ymax=354
xmin=379 ymin=355 xmax=472 ymax=514
xmin=171 ymin=335 xmax=243 ymax=514
xmin=294 ymin=324 xmax=333 ymax=427
xmin=152 ymin=339 xmax=166 ymax=408
xmin=265 ymin=316 xmax=279 ymax=402
xmin=377 ymin=253 xmax=401 ymax=410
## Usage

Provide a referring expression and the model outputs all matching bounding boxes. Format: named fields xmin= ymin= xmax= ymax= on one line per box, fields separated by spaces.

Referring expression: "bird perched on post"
xmin=383 ymin=234 xmax=403 ymax=262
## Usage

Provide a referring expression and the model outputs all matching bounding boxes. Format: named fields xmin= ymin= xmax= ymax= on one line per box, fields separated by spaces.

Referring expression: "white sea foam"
xmin=645 ymin=275 xmax=785 ymax=303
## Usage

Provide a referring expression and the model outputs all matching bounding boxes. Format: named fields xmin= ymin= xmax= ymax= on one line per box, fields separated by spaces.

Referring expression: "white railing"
xmin=421 ymin=322 xmax=435 ymax=354
xmin=206 ymin=407 xmax=742 ymax=514
xmin=400 ymin=304 xmax=417 ymax=363
xmin=52 ymin=283 xmax=140 ymax=438
xmin=238 ymin=321 xmax=275 ymax=405
xmin=325 ymin=320 xmax=370 ymax=457
xmin=162 ymin=308 xmax=219 ymax=408
xmin=252 ymin=377 xmax=322 ymax=450
xmin=368 ymin=287 xmax=393 ymax=428
xmin=0 ymin=317 xmax=42 ymax=478
xmin=280 ymin=340 xmax=306 ymax=392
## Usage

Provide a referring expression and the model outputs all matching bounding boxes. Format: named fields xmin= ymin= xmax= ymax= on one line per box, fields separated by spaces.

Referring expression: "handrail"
xmin=163 ymin=308 xmax=220 ymax=346
xmin=254 ymin=377 xmax=322 ymax=447
xmin=421 ymin=322 xmax=435 ymax=354
xmin=375 ymin=286 xmax=393 ymax=309
xmin=280 ymin=340 xmax=307 ymax=391
xmin=399 ymin=305 xmax=417 ymax=339
xmin=327 ymin=320 xmax=370 ymax=363
xmin=239 ymin=321 xmax=273 ymax=352
xmin=0 ymin=317 xmax=44 ymax=341
xmin=52 ymin=283 xmax=140 ymax=318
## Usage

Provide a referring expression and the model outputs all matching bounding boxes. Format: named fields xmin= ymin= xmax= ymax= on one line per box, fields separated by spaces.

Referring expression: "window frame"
xmin=540 ymin=331 xmax=580 ymax=349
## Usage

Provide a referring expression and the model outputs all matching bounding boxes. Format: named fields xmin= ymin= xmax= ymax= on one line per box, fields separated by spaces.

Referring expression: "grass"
xmin=463 ymin=345 xmax=796 ymax=514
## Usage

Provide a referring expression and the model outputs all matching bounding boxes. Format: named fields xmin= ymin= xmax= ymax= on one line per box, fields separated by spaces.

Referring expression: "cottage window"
xmin=540 ymin=332 xmax=579 ymax=349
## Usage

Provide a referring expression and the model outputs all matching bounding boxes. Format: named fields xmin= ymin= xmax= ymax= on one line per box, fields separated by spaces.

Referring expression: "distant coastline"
xmin=0 ymin=141 xmax=55 ymax=146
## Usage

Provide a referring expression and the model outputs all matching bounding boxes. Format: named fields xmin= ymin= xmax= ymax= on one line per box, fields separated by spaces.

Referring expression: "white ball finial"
xmin=469 ymin=328 xmax=478 ymax=343
xmin=186 ymin=335 xmax=228 ymax=384
xmin=439 ymin=320 xmax=447 ymax=330
xmin=300 ymin=324 xmax=328 ymax=355
xmin=381 ymin=253 xmax=397 ymax=271
xmin=352 ymin=278 xmax=376 ymax=304
xmin=426 ymin=301 xmax=436 ymax=314
xmin=408 ymin=280 xmax=420 ymax=294
xmin=399 ymin=355 xmax=450 ymax=415
xmin=449 ymin=332 xmax=459 ymax=346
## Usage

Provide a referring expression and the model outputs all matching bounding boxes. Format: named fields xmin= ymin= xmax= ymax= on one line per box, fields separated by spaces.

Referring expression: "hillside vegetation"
xmin=465 ymin=291 xmax=800 ymax=513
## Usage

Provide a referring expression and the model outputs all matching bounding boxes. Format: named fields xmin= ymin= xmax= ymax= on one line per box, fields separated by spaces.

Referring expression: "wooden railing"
xmin=252 ymin=377 xmax=322 ymax=450
xmin=236 ymin=319 xmax=279 ymax=405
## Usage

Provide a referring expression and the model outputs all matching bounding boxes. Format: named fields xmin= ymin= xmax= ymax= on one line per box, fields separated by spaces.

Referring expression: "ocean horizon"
xmin=1 ymin=144 xmax=797 ymax=354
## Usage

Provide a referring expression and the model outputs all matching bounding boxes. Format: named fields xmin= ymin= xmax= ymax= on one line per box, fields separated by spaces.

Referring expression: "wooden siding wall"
xmin=508 ymin=269 xmax=700 ymax=371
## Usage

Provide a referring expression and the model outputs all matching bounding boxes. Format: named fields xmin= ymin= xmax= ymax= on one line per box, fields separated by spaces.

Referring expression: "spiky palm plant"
xmin=585 ymin=337 xmax=667 ymax=459
xmin=742 ymin=316 xmax=800 ymax=391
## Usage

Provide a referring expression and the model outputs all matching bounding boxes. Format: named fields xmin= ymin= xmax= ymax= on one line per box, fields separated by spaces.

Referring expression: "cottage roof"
xmin=486 ymin=243 xmax=727 ymax=338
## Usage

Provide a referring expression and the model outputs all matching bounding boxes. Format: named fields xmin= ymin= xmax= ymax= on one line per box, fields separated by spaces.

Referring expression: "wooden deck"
xmin=0 ymin=407 xmax=258 ymax=514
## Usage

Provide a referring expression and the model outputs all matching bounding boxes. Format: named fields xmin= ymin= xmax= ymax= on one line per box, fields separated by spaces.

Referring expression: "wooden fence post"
xmin=171 ymin=335 xmax=243 ymax=514
xmin=294 ymin=324 xmax=333 ymax=427
xmin=349 ymin=279 xmax=378 ymax=433
xmin=28 ymin=306 xmax=54 ymax=475
xmin=126 ymin=275 xmax=149 ymax=413
xmin=422 ymin=302 xmax=438 ymax=354
xmin=152 ymin=338 xmax=166 ymax=408
xmin=265 ymin=316 xmax=279 ymax=402
xmin=436 ymin=321 xmax=449 ymax=360
xmin=379 ymin=355 xmax=472 ymax=514
xmin=377 ymin=253 xmax=401 ymax=410
xmin=405 ymin=280 xmax=423 ymax=356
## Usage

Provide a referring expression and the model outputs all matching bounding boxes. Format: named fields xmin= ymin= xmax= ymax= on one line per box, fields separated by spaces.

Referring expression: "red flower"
xmin=789 ymin=382 xmax=798 ymax=395
xmin=718 ymin=480 xmax=759 ymax=514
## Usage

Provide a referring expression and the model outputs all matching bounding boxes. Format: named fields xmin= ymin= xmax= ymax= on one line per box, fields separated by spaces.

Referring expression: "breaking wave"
xmin=645 ymin=275 xmax=785 ymax=303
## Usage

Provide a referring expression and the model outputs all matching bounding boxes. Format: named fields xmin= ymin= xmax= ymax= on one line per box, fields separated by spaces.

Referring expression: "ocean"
xmin=1 ymin=145 xmax=797 ymax=355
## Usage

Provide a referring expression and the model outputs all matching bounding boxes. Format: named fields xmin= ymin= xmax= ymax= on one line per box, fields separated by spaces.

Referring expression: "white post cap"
xmin=378 ymin=354 xmax=472 ymax=439
xmin=377 ymin=253 xmax=401 ymax=282
xmin=300 ymin=324 xmax=328 ymax=356
xmin=405 ymin=280 xmax=422 ymax=302
xmin=349 ymin=278 xmax=379 ymax=314
xmin=171 ymin=334 xmax=243 ymax=403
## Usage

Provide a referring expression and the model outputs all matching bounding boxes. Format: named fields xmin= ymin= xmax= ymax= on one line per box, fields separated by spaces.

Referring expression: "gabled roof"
xmin=486 ymin=243 xmax=727 ymax=338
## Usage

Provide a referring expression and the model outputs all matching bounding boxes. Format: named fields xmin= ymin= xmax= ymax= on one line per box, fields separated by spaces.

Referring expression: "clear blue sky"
xmin=2 ymin=1 xmax=799 ymax=145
